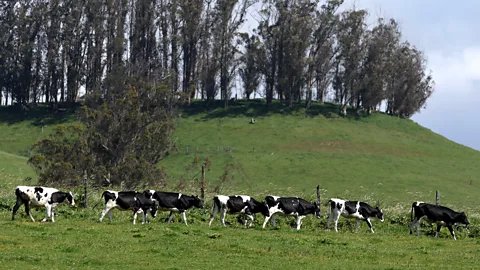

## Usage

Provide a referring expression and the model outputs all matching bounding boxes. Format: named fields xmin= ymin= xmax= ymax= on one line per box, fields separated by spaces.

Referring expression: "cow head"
xmin=376 ymin=207 xmax=384 ymax=222
xmin=143 ymin=190 xmax=155 ymax=200
xmin=66 ymin=192 xmax=76 ymax=207
xmin=457 ymin=212 xmax=469 ymax=226
xmin=150 ymin=201 xmax=158 ymax=218
xmin=313 ymin=202 xmax=321 ymax=218
xmin=258 ymin=202 xmax=270 ymax=217
xmin=193 ymin=196 xmax=204 ymax=209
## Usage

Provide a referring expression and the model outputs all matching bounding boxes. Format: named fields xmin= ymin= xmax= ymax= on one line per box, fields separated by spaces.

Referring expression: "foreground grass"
xmin=1 ymin=208 xmax=479 ymax=270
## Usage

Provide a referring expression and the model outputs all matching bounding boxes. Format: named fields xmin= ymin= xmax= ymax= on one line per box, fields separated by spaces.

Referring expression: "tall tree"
xmin=360 ymin=18 xmax=401 ymax=113
xmin=239 ymin=33 xmax=261 ymax=100
xmin=333 ymin=9 xmax=368 ymax=115
xmin=180 ymin=0 xmax=204 ymax=103
xmin=212 ymin=0 xmax=251 ymax=108
xmin=306 ymin=0 xmax=342 ymax=108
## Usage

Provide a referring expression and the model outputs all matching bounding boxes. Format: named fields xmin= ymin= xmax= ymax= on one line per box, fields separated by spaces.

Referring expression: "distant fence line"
xmin=184 ymin=145 xmax=233 ymax=154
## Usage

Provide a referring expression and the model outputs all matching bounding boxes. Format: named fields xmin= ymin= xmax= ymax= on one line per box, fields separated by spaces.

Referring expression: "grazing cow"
xmin=262 ymin=196 xmax=320 ymax=230
xmin=97 ymin=190 xmax=157 ymax=224
xmin=409 ymin=201 xmax=469 ymax=240
xmin=327 ymin=198 xmax=384 ymax=233
xmin=151 ymin=191 xmax=204 ymax=226
xmin=12 ymin=186 xmax=76 ymax=222
xmin=208 ymin=195 xmax=269 ymax=227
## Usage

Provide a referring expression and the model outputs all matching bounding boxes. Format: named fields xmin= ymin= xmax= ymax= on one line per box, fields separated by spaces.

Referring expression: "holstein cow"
xmin=327 ymin=198 xmax=384 ymax=233
xmin=96 ymin=190 xmax=157 ymax=225
xmin=151 ymin=191 xmax=204 ymax=226
xmin=208 ymin=195 xmax=268 ymax=227
xmin=12 ymin=186 xmax=76 ymax=222
xmin=409 ymin=201 xmax=469 ymax=240
xmin=262 ymin=196 xmax=320 ymax=230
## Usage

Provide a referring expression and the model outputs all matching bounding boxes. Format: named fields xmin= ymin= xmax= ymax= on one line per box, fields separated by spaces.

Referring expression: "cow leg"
xmin=209 ymin=205 xmax=219 ymax=227
xmin=435 ymin=224 xmax=442 ymax=238
xmin=25 ymin=203 xmax=35 ymax=222
xmin=409 ymin=218 xmax=417 ymax=235
xmin=220 ymin=208 xmax=227 ymax=227
xmin=143 ymin=209 xmax=150 ymax=224
xmin=167 ymin=211 xmax=175 ymax=223
xmin=271 ymin=215 xmax=277 ymax=227
xmin=133 ymin=211 xmax=138 ymax=225
xmin=11 ymin=198 xmax=24 ymax=221
xmin=246 ymin=214 xmax=254 ymax=228
xmin=365 ymin=218 xmax=374 ymax=233
xmin=333 ymin=215 xmax=340 ymax=232
xmin=296 ymin=216 xmax=305 ymax=230
xmin=99 ymin=206 xmax=113 ymax=223
xmin=262 ymin=215 xmax=271 ymax=229
xmin=181 ymin=211 xmax=188 ymax=226
xmin=326 ymin=213 xmax=332 ymax=230
xmin=107 ymin=209 xmax=114 ymax=222
xmin=409 ymin=217 xmax=421 ymax=236
xmin=355 ymin=219 xmax=360 ymax=232
xmin=446 ymin=225 xmax=456 ymax=240
xmin=50 ymin=206 xmax=56 ymax=223
xmin=415 ymin=217 xmax=424 ymax=237
xmin=41 ymin=205 xmax=51 ymax=222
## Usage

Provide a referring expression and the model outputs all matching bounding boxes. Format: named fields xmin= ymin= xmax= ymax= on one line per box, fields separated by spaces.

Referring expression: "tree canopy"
xmin=0 ymin=0 xmax=433 ymax=117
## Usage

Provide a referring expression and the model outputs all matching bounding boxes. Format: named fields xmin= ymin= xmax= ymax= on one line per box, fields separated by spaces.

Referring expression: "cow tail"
xmin=328 ymin=200 xmax=334 ymax=215
xmin=92 ymin=191 xmax=107 ymax=209
xmin=210 ymin=196 xmax=221 ymax=218
xmin=410 ymin=202 xmax=416 ymax=222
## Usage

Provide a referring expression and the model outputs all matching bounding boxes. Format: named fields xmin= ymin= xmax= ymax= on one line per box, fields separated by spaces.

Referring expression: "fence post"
xmin=436 ymin=190 xmax=440 ymax=205
xmin=83 ymin=170 xmax=88 ymax=208
xmin=316 ymin=185 xmax=321 ymax=216
xmin=201 ymin=164 xmax=206 ymax=200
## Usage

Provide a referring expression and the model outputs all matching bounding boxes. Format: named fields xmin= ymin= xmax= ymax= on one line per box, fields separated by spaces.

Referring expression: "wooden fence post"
xmin=201 ymin=164 xmax=206 ymax=200
xmin=83 ymin=170 xmax=88 ymax=208
xmin=316 ymin=185 xmax=321 ymax=216
xmin=436 ymin=190 xmax=440 ymax=205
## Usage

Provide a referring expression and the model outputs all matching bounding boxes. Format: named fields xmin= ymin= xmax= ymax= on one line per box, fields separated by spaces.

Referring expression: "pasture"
xmin=1 ymin=100 xmax=480 ymax=269
xmin=1 ymin=203 xmax=479 ymax=269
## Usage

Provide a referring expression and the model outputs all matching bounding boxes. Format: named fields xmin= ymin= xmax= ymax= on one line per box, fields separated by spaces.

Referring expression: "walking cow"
xmin=151 ymin=191 xmax=204 ymax=225
xmin=12 ymin=186 xmax=76 ymax=222
xmin=262 ymin=196 xmax=320 ymax=230
xmin=208 ymin=195 xmax=268 ymax=227
xmin=327 ymin=198 xmax=384 ymax=233
xmin=96 ymin=190 xmax=157 ymax=224
xmin=409 ymin=201 xmax=469 ymax=240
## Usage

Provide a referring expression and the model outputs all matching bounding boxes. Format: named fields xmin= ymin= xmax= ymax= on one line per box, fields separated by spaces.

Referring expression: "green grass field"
xmin=1 ymin=100 xmax=480 ymax=269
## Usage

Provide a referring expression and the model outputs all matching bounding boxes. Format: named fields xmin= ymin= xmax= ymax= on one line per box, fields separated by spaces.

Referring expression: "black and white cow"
xmin=97 ymin=190 xmax=157 ymax=224
xmin=151 ymin=191 xmax=204 ymax=226
xmin=208 ymin=195 xmax=269 ymax=227
xmin=262 ymin=196 xmax=320 ymax=230
xmin=409 ymin=201 xmax=469 ymax=240
xmin=327 ymin=198 xmax=384 ymax=233
xmin=12 ymin=186 xmax=76 ymax=222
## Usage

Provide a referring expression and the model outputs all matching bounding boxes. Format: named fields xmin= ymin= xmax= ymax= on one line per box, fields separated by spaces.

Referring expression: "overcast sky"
xmin=340 ymin=0 xmax=480 ymax=151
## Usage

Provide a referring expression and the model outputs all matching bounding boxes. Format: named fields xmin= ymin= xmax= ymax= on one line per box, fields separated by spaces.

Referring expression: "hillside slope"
xmin=1 ymin=101 xmax=479 ymax=214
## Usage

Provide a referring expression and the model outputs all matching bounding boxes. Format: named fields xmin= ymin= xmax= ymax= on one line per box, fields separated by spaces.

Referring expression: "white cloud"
xmin=427 ymin=47 xmax=480 ymax=93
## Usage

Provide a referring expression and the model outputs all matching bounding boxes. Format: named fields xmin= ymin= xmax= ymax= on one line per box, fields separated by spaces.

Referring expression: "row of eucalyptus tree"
xmin=0 ymin=0 xmax=433 ymax=117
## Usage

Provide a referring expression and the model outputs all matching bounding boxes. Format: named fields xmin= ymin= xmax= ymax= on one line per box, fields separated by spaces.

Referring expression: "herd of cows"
xmin=11 ymin=185 xmax=471 ymax=240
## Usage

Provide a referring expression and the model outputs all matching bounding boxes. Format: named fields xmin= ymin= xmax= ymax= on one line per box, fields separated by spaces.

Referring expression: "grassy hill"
xmin=1 ymin=100 xmax=480 ymax=215
xmin=1 ymin=100 xmax=480 ymax=269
